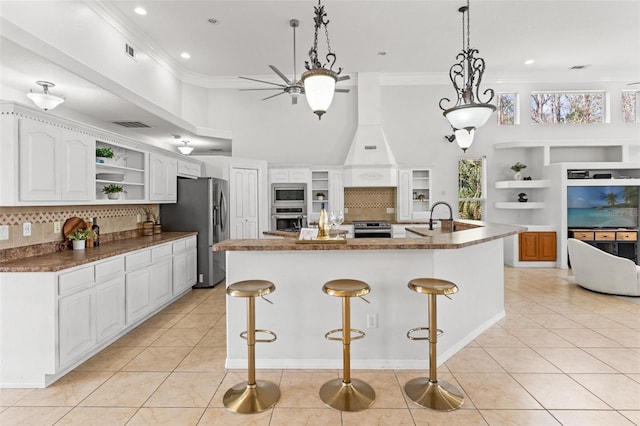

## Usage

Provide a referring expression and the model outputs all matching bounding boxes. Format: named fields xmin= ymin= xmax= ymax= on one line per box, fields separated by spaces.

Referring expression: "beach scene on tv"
xmin=567 ymin=186 xmax=639 ymax=228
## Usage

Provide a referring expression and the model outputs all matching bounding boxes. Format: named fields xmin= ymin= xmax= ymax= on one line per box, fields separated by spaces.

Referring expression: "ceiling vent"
xmin=569 ymin=64 xmax=591 ymax=70
xmin=112 ymin=121 xmax=151 ymax=128
xmin=124 ymin=43 xmax=136 ymax=60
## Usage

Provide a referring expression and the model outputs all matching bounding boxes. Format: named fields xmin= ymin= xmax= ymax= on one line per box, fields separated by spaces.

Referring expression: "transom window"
xmin=530 ymin=91 xmax=607 ymax=124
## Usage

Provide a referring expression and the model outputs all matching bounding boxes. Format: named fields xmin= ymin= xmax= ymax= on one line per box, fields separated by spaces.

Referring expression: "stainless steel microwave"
xmin=272 ymin=183 xmax=307 ymax=206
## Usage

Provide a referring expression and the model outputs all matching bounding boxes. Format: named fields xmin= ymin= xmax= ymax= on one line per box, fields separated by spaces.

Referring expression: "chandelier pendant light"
xmin=301 ymin=0 xmax=343 ymax=120
xmin=439 ymin=0 xmax=495 ymax=151
xmin=178 ymin=140 xmax=193 ymax=155
xmin=27 ymin=81 xmax=65 ymax=111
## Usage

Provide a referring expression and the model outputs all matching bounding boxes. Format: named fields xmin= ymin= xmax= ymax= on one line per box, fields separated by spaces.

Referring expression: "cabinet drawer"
xmin=58 ymin=265 xmax=94 ymax=296
xmin=152 ymin=244 xmax=173 ymax=262
xmin=125 ymin=250 xmax=151 ymax=271
xmin=95 ymin=257 xmax=124 ymax=282
xmin=573 ymin=231 xmax=594 ymax=240
xmin=616 ymin=231 xmax=638 ymax=241
xmin=172 ymin=239 xmax=186 ymax=254
xmin=186 ymin=236 xmax=197 ymax=250
xmin=595 ymin=232 xmax=615 ymax=241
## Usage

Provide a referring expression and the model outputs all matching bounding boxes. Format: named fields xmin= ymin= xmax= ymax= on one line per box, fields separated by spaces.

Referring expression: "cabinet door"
xmin=125 ymin=267 xmax=153 ymax=324
xmin=186 ymin=248 xmax=197 ymax=286
xmin=151 ymin=258 xmax=172 ymax=307
xmin=396 ymin=168 xmax=412 ymax=222
xmin=19 ymin=119 xmax=61 ymax=201
xmin=96 ymin=276 xmax=125 ymax=342
xmin=149 ymin=153 xmax=178 ymax=202
xmin=230 ymin=167 xmax=259 ymax=239
xmin=269 ymin=169 xmax=289 ymax=183
xmin=59 ymin=287 xmax=96 ymax=367
xmin=538 ymin=232 xmax=557 ymax=261
xmin=519 ymin=232 xmax=539 ymax=261
xmin=172 ymin=252 xmax=187 ymax=295
xmin=328 ymin=169 xmax=344 ymax=214
xmin=61 ymin=130 xmax=94 ymax=201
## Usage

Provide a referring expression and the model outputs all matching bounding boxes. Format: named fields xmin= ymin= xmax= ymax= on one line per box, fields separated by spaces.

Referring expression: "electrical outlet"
xmin=23 ymin=222 xmax=32 ymax=237
xmin=136 ymin=214 xmax=142 ymax=223
xmin=366 ymin=313 xmax=378 ymax=329
xmin=344 ymin=208 xmax=349 ymax=213
xmin=53 ymin=221 xmax=61 ymax=234
xmin=0 ymin=225 xmax=8 ymax=240
xmin=386 ymin=207 xmax=395 ymax=214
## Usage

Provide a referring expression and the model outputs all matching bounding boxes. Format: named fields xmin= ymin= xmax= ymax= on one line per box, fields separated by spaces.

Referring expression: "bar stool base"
xmin=320 ymin=378 xmax=375 ymax=412
xmin=223 ymin=380 xmax=280 ymax=414
xmin=405 ymin=378 xmax=464 ymax=411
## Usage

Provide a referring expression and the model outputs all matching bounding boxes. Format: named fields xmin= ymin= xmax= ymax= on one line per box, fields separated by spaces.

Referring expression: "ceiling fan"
xmin=238 ymin=19 xmax=350 ymax=105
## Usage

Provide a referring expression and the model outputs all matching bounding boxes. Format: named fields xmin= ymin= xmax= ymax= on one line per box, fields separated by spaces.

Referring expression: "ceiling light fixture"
xmin=26 ymin=81 xmax=65 ymax=111
xmin=134 ymin=7 xmax=147 ymax=16
xmin=301 ymin=0 xmax=345 ymax=120
xmin=439 ymin=0 xmax=495 ymax=151
xmin=180 ymin=52 xmax=191 ymax=59
xmin=524 ymin=59 xmax=535 ymax=65
xmin=178 ymin=140 xmax=193 ymax=155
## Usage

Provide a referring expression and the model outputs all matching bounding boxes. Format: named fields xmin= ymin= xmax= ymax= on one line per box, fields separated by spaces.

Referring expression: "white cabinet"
xmin=269 ymin=167 xmax=310 ymax=183
xmin=19 ymin=120 xmax=94 ymax=202
xmin=172 ymin=237 xmax=197 ymax=295
xmin=149 ymin=153 xmax=178 ymax=202
xmin=95 ymin=141 xmax=145 ymax=202
xmin=177 ymin=159 xmax=201 ymax=178
xmin=392 ymin=224 xmax=407 ymax=238
xmin=230 ymin=167 xmax=259 ymax=239
xmin=397 ymin=168 xmax=431 ymax=222
xmin=95 ymin=276 xmax=125 ymax=343
xmin=59 ymin=286 xmax=96 ymax=367
xmin=310 ymin=168 xmax=344 ymax=222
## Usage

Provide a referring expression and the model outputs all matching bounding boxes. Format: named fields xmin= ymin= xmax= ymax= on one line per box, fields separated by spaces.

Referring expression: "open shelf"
xmin=495 ymin=180 xmax=550 ymax=189
xmin=495 ymin=202 xmax=545 ymax=209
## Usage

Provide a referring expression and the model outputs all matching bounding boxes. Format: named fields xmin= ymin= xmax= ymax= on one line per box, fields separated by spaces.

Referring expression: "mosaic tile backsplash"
xmin=344 ymin=187 xmax=397 ymax=222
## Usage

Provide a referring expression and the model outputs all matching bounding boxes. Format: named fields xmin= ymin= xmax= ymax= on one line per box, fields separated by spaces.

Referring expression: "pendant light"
xmin=439 ymin=0 xmax=495 ymax=151
xmin=27 ymin=81 xmax=65 ymax=111
xmin=178 ymin=140 xmax=193 ymax=155
xmin=301 ymin=0 xmax=344 ymax=119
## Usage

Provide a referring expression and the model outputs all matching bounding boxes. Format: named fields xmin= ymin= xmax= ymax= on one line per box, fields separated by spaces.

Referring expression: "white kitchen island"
xmin=214 ymin=220 xmax=523 ymax=370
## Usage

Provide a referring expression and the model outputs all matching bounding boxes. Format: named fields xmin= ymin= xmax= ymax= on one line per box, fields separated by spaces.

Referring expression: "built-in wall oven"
xmin=272 ymin=183 xmax=307 ymax=206
xmin=271 ymin=207 xmax=307 ymax=231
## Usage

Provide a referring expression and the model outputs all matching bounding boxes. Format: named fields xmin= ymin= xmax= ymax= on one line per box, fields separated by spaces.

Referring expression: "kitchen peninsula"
xmin=214 ymin=220 xmax=523 ymax=370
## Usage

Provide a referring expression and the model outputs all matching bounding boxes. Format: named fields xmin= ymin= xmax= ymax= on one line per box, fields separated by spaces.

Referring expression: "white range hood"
xmin=343 ymin=73 xmax=398 ymax=187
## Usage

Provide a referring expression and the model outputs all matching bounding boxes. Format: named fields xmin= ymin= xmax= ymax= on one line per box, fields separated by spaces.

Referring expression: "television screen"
xmin=567 ymin=186 xmax=639 ymax=228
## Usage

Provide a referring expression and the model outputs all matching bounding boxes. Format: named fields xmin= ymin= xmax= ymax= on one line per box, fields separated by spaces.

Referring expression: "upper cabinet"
xmin=310 ymin=168 xmax=344 ymax=221
xmin=149 ymin=153 xmax=178 ymax=202
xmin=268 ymin=167 xmax=310 ymax=184
xmin=397 ymin=168 xmax=431 ymax=222
xmin=95 ymin=141 xmax=145 ymax=202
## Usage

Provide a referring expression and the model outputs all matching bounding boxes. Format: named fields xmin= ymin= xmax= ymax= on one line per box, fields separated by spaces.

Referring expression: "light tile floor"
xmin=1 ymin=267 xmax=639 ymax=425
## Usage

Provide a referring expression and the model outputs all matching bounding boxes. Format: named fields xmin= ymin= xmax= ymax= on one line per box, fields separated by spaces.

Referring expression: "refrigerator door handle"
xmin=220 ymin=190 xmax=227 ymax=233
xmin=212 ymin=206 xmax=219 ymax=226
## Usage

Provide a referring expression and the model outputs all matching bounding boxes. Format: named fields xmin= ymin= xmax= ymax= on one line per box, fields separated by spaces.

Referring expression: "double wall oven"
xmin=271 ymin=183 xmax=307 ymax=232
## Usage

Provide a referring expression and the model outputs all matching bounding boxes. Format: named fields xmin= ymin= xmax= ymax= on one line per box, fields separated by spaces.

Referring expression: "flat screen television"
xmin=567 ymin=186 xmax=639 ymax=228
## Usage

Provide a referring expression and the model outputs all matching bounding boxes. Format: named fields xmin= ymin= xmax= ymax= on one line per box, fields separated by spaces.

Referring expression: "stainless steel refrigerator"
xmin=160 ymin=177 xmax=229 ymax=288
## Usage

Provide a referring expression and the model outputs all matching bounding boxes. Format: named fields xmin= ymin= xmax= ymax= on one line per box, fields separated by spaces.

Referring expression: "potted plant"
xmin=67 ymin=229 xmax=95 ymax=250
xmin=316 ymin=192 xmax=325 ymax=201
xmin=102 ymin=184 xmax=125 ymax=199
xmin=510 ymin=162 xmax=527 ymax=181
xmin=95 ymin=147 xmax=114 ymax=164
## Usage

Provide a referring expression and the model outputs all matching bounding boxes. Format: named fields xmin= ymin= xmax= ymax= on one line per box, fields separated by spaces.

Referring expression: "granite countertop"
xmin=0 ymin=232 xmax=197 ymax=273
xmin=263 ymin=229 xmax=348 ymax=238
xmin=216 ymin=221 xmax=525 ymax=252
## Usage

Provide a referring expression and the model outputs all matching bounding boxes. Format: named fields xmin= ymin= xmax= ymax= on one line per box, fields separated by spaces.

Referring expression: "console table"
xmin=569 ymin=229 xmax=638 ymax=264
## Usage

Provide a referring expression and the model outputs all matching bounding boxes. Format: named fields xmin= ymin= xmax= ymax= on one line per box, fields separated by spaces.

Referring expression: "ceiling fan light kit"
xmin=439 ymin=0 xmax=496 ymax=151
xmin=27 ymin=80 xmax=65 ymax=111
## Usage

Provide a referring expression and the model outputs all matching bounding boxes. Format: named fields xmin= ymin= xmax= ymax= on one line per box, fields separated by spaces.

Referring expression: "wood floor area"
xmin=1 ymin=267 xmax=639 ymax=425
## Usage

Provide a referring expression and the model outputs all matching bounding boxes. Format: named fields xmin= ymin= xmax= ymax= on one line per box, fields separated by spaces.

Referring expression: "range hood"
xmin=343 ymin=73 xmax=398 ymax=187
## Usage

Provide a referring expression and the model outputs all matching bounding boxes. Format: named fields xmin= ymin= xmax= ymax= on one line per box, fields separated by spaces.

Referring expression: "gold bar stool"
xmin=405 ymin=278 xmax=464 ymax=411
xmin=320 ymin=279 xmax=375 ymax=412
xmin=224 ymin=280 xmax=280 ymax=414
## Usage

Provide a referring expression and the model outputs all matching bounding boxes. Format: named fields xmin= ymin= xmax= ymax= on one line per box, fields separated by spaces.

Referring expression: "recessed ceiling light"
xmin=180 ymin=52 xmax=191 ymax=59
xmin=134 ymin=7 xmax=147 ymax=16
xmin=208 ymin=18 xmax=220 ymax=25
xmin=524 ymin=59 xmax=535 ymax=65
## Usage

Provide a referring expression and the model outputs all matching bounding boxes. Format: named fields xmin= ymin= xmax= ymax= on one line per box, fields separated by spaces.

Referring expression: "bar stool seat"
xmin=405 ymin=278 xmax=464 ymax=411
xmin=224 ymin=280 xmax=280 ymax=414
xmin=320 ymin=279 xmax=375 ymax=412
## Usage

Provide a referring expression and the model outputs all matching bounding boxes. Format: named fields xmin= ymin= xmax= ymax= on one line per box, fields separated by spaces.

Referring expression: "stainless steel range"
xmin=353 ymin=220 xmax=392 ymax=238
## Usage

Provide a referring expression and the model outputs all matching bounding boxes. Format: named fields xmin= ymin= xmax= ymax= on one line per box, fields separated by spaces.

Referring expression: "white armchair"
xmin=567 ymin=238 xmax=640 ymax=296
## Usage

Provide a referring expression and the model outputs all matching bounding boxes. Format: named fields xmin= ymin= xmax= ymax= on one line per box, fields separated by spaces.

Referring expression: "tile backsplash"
xmin=344 ymin=187 xmax=396 ymax=222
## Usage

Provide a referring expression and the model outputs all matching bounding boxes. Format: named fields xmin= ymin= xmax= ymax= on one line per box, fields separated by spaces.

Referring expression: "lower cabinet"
xmin=172 ymin=236 xmax=197 ymax=295
xmin=96 ymin=276 xmax=125 ymax=343
xmin=125 ymin=266 xmax=153 ymax=324
xmin=519 ymin=232 xmax=557 ymax=261
xmin=59 ymin=287 xmax=96 ymax=367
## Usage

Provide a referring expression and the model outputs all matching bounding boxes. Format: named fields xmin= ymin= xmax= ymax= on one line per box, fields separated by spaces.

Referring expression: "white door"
xmin=61 ymin=130 xmax=94 ymax=201
xmin=230 ymin=167 xmax=259 ymax=239
xmin=19 ymin=119 xmax=61 ymax=201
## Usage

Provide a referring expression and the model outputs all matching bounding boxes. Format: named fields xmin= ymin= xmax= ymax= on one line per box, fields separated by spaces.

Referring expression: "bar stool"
xmin=320 ymin=279 xmax=375 ymax=412
xmin=405 ymin=278 xmax=463 ymax=411
xmin=224 ymin=280 xmax=280 ymax=414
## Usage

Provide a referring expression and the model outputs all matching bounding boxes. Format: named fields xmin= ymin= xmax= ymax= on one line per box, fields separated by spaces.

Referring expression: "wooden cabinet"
xmin=230 ymin=167 xmax=259 ymax=239
xmin=570 ymin=228 xmax=638 ymax=263
xmin=397 ymin=168 xmax=431 ymax=222
xmin=149 ymin=153 xmax=178 ymax=202
xmin=519 ymin=232 xmax=557 ymax=261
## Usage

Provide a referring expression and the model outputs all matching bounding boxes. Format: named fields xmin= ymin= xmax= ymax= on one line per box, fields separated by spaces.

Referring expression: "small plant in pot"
xmin=102 ymin=184 xmax=125 ymax=200
xmin=67 ymin=229 xmax=95 ymax=250
xmin=510 ymin=162 xmax=527 ymax=181
xmin=316 ymin=192 xmax=325 ymax=201
xmin=95 ymin=147 xmax=114 ymax=164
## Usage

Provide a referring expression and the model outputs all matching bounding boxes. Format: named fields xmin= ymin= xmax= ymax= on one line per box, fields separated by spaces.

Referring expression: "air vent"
xmin=209 ymin=148 xmax=223 ymax=152
xmin=124 ymin=43 xmax=136 ymax=60
xmin=112 ymin=121 xmax=151 ymax=128
xmin=569 ymin=64 xmax=591 ymax=70
xmin=364 ymin=145 xmax=378 ymax=150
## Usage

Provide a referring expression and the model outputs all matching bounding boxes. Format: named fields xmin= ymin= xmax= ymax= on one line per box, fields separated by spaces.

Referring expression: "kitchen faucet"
xmin=429 ymin=201 xmax=453 ymax=230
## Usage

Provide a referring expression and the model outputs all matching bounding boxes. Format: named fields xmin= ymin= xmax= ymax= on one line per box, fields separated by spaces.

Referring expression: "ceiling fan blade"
xmin=239 ymin=88 xmax=283 ymax=91
xmin=262 ymin=92 xmax=287 ymax=101
xmin=269 ymin=65 xmax=292 ymax=85
xmin=335 ymin=88 xmax=350 ymax=93
xmin=337 ymin=75 xmax=351 ymax=82
xmin=238 ymin=76 xmax=287 ymax=88
xmin=628 ymin=81 xmax=640 ymax=86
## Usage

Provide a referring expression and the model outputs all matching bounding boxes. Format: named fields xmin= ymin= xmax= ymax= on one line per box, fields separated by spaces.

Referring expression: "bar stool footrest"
xmin=240 ymin=329 xmax=277 ymax=343
xmin=324 ymin=328 xmax=366 ymax=342
xmin=406 ymin=326 xmax=443 ymax=341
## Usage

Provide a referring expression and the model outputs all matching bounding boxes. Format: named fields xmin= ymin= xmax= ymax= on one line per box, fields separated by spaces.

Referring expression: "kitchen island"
xmin=214 ymin=220 xmax=523 ymax=370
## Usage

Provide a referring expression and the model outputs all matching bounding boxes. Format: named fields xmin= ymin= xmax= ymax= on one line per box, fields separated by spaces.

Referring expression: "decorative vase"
xmin=154 ymin=224 xmax=162 ymax=234
xmin=72 ymin=240 xmax=86 ymax=250
xmin=142 ymin=221 xmax=154 ymax=236
xmin=107 ymin=193 xmax=120 ymax=200
xmin=514 ymin=171 xmax=522 ymax=181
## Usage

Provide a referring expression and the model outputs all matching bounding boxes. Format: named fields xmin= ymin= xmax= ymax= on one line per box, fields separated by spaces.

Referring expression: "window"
xmin=497 ymin=93 xmax=519 ymax=125
xmin=622 ymin=90 xmax=639 ymax=123
xmin=530 ymin=91 xmax=607 ymax=124
xmin=458 ymin=157 xmax=486 ymax=220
